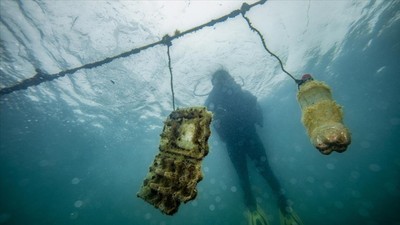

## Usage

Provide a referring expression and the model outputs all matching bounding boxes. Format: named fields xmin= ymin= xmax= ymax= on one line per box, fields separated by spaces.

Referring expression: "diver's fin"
xmin=246 ymin=205 xmax=270 ymax=225
xmin=279 ymin=207 xmax=304 ymax=225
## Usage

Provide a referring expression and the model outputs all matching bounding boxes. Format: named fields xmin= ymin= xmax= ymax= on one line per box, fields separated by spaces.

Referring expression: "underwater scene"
xmin=0 ymin=1 xmax=399 ymax=225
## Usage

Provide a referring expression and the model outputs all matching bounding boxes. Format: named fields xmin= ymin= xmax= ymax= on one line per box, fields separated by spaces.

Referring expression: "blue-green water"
xmin=1 ymin=1 xmax=399 ymax=225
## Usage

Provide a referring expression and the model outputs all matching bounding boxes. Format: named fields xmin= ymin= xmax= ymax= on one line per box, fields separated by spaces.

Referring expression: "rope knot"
xmin=162 ymin=35 xmax=172 ymax=47
xmin=240 ymin=3 xmax=251 ymax=15
xmin=34 ymin=68 xmax=49 ymax=80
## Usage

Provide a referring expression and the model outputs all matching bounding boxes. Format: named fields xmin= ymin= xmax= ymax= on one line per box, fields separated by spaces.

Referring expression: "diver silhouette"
xmin=205 ymin=69 xmax=303 ymax=225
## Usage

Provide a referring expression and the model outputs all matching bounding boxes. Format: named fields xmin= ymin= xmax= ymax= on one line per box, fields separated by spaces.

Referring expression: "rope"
xmin=163 ymin=35 xmax=176 ymax=111
xmin=0 ymin=41 xmax=160 ymax=96
xmin=0 ymin=0 xmax=267 ymax=97
xmin=240 ymin=4 xmax=301 ymax=84
xmin=192 ymin=76 xmax=244 ymax=97
xmin=193 ymin=80 xmax=211 ymax=97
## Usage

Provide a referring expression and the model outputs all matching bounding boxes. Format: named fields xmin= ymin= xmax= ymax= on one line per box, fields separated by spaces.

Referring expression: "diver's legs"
xmin=246 ymin=135 xmax=305 ymax=225
xmin=226 ymin=142 xmax=257 ymax=210
xmin=257 ymin=160 xmax=288 ymax=209
xmin=247 ymin=135 xmax=289 ymax=210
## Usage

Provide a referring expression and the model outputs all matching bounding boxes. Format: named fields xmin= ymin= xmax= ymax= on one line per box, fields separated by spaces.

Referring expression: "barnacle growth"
xmin=137 ymin=107 xmax=212 ymax=215
xmin=297 ymin=80 xmax=351 ymax=154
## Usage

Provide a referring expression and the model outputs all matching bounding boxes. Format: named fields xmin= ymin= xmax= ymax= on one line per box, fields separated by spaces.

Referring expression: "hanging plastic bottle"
xmin=297 ymin=74 xmax=351 ymax=154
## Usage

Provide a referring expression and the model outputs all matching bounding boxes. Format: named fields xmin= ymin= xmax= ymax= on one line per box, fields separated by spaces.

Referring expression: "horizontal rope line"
xmin=0 ymin=0 xmax=267 ymax=97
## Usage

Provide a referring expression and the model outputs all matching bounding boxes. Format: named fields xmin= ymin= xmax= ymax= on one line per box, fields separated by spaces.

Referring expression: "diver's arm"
xmin=205 ymin=97 xmax=210 ymax=109
xmin=243 ymin=90 xmax=263 ymax=127
xmin=255 ymin=102 xmax=264 ymax=127
xmin=204 ymin=89 xmax=216 ymax=110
